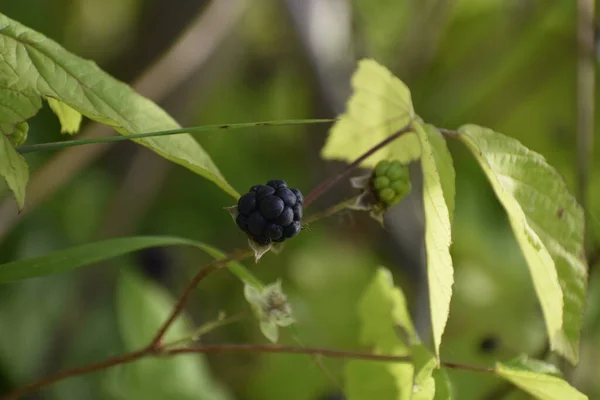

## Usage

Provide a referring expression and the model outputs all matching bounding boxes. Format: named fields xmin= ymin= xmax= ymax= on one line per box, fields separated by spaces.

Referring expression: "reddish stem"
xmin=1 ymin=348 xmax=148 ymax=400
xmin=304 ymin=124 xmax=413 ymax=207
xmin=165 ymin=344 xmax=412 ymax=362
xmin=149 ymin=247 xmax=253 ymax=348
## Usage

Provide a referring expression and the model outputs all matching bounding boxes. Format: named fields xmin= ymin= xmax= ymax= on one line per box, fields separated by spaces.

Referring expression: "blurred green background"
xmin=0 ymin=0 xmax=599 ymax=399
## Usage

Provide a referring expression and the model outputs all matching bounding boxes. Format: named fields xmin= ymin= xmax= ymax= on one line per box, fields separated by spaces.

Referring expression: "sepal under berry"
xmin=349 ymin=160 xmax=412 ymax=226
xmin=230 ymin=180 xmax=304 ymax=260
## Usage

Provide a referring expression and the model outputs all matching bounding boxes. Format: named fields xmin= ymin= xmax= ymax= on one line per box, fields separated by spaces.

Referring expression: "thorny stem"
xmin=303 ymin=123 xmax=414 ymax=207
xmin=4 ymin=121 xmax=488 ymax=399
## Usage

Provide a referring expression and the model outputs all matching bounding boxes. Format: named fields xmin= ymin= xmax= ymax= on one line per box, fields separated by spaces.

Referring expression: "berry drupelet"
xmin=236 ymin=180 xmax=303 ymax=245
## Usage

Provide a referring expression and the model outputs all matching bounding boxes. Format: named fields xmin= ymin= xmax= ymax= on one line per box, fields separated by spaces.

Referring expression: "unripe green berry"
xmin=375 ymin=160 xmax=391 ymax=176
xmin=386 ymin=163 xmax=408 ymax=180
xmin=379 ymin=188 xmax=396 ymax=204
xmin=391 ymin=194 xmax=405 ymax=204
xmin=390 ymin=179 xmax=410 ymax=195
xmin=373 ymin=176 xmax=390 ymax=190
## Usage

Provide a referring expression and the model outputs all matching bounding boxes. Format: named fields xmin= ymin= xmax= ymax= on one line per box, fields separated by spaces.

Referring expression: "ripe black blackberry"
xmin=235 ymin=180 xmax=303 ymax=245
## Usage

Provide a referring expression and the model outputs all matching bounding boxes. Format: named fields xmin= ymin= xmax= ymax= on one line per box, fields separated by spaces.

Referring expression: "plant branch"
xmin=437 ymin=127 xmax=458 ymax=137
xmin=16 ymin=119 xmax=335 ymax=154
xmin=2 ymin=339 xmax=497 ymax=400
xmin=0 ymin=348 xmax=147 ymax=400
xmin=303 ymin=123 xmax=414 ymax=207
xmin=4 ymin=125 xmax=443 ymax=398
xmin=149 ymin=247 xmax=253 ymax=349
xmin=165 ymin=344 xmax=412 ymax=362
xmin=166 ymin=345 xmax=495 ymax=374
xmin=163 ymin=312 xmax=248 ymax=348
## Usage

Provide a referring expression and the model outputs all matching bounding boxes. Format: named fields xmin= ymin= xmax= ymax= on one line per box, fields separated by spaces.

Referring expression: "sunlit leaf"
xmin=0 ymin=236 xmax=259 ymax=288
xmin=495 ymin=357 xmax=587 ymax=400
xmin=0 ymin=12 xmax=237 ymax=198
xmin=415 ymin=123 xmax=455 ymax=359
xmin=46 ymin=97 xmax=82 ymax=134
xmin=321 ymin=58 xmax=419 ymax=167
xmin=458 ymin=124 xmax=586 ymax=364
xmin=344 ymin=267 xmax=415 ymax=400
xmin=115 ymin=269 xmax=232 ymax=400
xmin=0 ymin=133 xmax=29 ymax=209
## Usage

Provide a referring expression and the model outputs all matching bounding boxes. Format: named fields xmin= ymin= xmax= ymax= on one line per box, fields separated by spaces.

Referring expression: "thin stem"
xmin=0 ymin=348 xmax=147 ymax=400
xmin=165 ymin=344 xmax=412 ymax=363
xmin=576 ymin=0 xmax=595 ymax=220
xmin=163 ymin=312 xmax=248 ymax=348
xmin=303 ymin=123 xmax=413 ymax=207
xmin=16 ymin=119 xmax=335 ymax=154
xmin=438 ymin=128 xmax=457 ymax=137
xmin=303 ymin=197 xmax=357 ymax=225
xmin=166 ymin=345 xmax=494 ymax=374
xmin=150 ymin=247 xmax=253 ymax=348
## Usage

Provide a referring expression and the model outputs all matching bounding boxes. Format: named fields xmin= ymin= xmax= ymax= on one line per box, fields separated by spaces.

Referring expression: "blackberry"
xmin=236 ymin=180 xmax=303 ymax=245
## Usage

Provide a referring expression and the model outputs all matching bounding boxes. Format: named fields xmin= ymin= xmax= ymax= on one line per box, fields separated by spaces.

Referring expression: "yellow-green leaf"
xmin=458 ymin=124 xmax=586 ymax=364
xmin=415 ymin=123 xmax=455 ymax=359
xmin=321 ymin=58 xmax=419 ymax=166
xmin=46 ymin=97 xmax=82 ymax=134
xmin=496 ymin=358 xmax=587 ymax=400
xmin=0 ymin=133 xmax=28 ymax=209
xmin=344 ymin=267 xmax=415 ymax=400
xmin=412 ymin=344 xmax=437 ymax=400
xmin=0 ymin=13 xmax=237 ymax=198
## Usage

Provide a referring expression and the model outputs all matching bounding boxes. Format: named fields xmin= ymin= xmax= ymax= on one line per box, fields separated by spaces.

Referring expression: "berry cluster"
xmin=236 ymin=180 xmax=303 ymax=245
xmin=371 ymin=160 xmax=411 ymax=207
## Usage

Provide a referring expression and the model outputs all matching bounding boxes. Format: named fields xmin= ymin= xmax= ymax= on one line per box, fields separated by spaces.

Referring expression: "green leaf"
xmin=345 ymin=360 xmax=412 ymax=400
xmin=495 ymin=358 xmax=587 ymax=400
xmin=412 ymin=344 xmax=437 ymax=400
xmin=0 ymin=133 xmax=29 ymax=209
xmin=46 ymin=97 xmax=82 ymax=134
xmin=415 ymin=123 xmax=455 ymax=359
xmin=11 ymin=122 xmax=28 ymax=146
xmin=457 ymin=124 xmax=586 ymax=364
xmin=0 ymin=236 xmax=259 ymax=287
xmin=0 ymin=13 xmax=237 ymax=198
xmin=321 ymin=58 xmax=419 ymax=167
xmin=432 ymin=368 xmax=452 ymax=400
xmin=358 ymin=268 xmax=416 ymax=352
xmin=344 ymin=267 xmax=416 ymax=400
xmin=114 ymin=269 xmax=231 ymax=400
